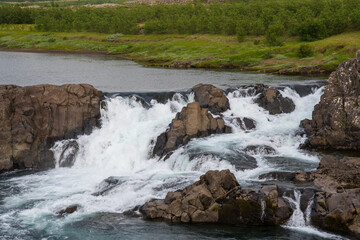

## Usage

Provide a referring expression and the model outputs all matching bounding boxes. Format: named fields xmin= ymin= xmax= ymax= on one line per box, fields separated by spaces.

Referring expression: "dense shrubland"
xmin=1 ymin=0 xmax=360 ymax=45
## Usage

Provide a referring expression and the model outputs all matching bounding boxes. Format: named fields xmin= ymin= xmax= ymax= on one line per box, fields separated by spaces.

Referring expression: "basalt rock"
xmin=301 ymin=50 xmax=360 ymax=150
xmin=0 ymin=84 xmax=103 ymax=171
xmin=140 ymin=170 xmax=292 ymax=225
xmin=192 ymin=84 xmax=230 ymax=114
xmin=57 ymin=204 xmax=80 ymax=215
xmin=232 ymin=117 xmax=256 ymax=131
xmin=152 ymin=102 xmax=231 ymax=157
xmin=255 ymin=87 xmax=295 ymax=115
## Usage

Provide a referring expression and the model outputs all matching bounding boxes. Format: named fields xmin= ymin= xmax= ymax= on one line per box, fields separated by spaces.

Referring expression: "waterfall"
xmin=283 ymin=190 xmax=347 ymax=239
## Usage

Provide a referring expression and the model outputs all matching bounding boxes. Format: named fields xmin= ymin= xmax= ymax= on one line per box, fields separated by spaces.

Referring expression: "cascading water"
xmin=283 ymin=190 xmax=348 ymax=239
xmin=0 ymin=84 xmax=349 ymax=239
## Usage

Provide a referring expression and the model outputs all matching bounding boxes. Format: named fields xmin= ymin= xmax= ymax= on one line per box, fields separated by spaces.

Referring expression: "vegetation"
xmin=1 ymin=0 xmax=360 ymax=42
xmin=0 ymin=25 xmax=359 ymax=75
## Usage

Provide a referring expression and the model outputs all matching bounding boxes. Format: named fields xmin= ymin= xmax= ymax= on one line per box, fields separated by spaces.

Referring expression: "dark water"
xmin=0 ymin=51 xmax=326 ymax=92
xmin=0 ymin=52 xmax=349 ymax=240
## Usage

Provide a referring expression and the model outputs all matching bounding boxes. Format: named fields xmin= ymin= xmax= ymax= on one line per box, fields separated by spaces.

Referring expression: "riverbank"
xmin=1 ymin=25 xmax=359 ymax=75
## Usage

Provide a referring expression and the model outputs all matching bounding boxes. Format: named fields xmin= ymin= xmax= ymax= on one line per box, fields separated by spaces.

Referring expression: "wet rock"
xmin=152 ymin=102 xmax=230 ymax=157
xmin=0 ymin=84 xmax=104 ymax=171
xmin=233 ymin=117 xmax=256 ymax=131
xmin=258 ymin=172 xmax=295 ymax=181
xmin=140 ymin=170 xmax=292 ymax=225
xmin=244 ymin=145 xmax=276 ymax=155
xmin=58 ymin=140 xmax=79 ymax=168
xmin=57 ymin=204 xmax=80 ymax=215
xmin=255 ymin=87 xmax=295 ymax=115
xmin=192 ymin=84 xmax=230 ymax=114
xmin=123 ymin=206 xmax=141 ymax=217
xmin=92 ymin=176 xmax=125 ymax=196
xmin=302 ymin=50 xmax=360 ymax=150
xmin=309 ymin=155 xmax=360 ymax=237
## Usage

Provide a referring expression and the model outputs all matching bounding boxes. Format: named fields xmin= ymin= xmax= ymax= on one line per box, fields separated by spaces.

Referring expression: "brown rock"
xmin=192 ymin=84 xmax=230 ymax=114
xmin=152 ymin=101 xmax=230 ymax=157
xmin=0 ymin=84 xmax=103 ymax=171
xmin=255 ymin=87 xmax=295 ymax=115
xmin=302 ymin=50 xmax=360 ymax=150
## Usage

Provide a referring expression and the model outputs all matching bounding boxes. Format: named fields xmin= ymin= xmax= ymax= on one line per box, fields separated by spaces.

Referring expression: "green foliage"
xmin=0 ymin=0 xmax=358 ymax=41
xmin=265 ymin=21 xmax=285 ymax=46
xmin=236 ymin=26 xmax=246 ymax=42
xmin=297 ymin=44 xmax=314 ymax=58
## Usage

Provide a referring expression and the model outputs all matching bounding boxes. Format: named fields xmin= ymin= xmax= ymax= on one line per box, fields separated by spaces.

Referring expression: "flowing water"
xmin=0 ymin=52 xmax=350 ymax=239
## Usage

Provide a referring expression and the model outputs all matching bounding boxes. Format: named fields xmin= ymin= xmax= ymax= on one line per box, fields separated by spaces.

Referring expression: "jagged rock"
xmin=58 ymin=140 xmax=79 ymax=168
xmin=244 ymin=145 xmax=276 ymax=155
xmin=140 ymin=170 xmax=292 ymax=225
xmin=255 ymin=87 xmax=295 ymax=114
xmin=232 ymin=117 xmax=256 ymax=131
xmin=152 ymin=102 xmax=230 ymax=157
xmin=192 ymin=84 xmax=230 ymax=114
xmin=92 ymin=176 xmax=125 ymax=196
xmin=301 ymin=50 xmax=360 ymax=150
xmin=0 ymin=84 xmax=103 ymax=171
xmin=309 ymin=155 xmax=360 ymax=237
xmin=57 ymin=204 xmax=80 ymax=215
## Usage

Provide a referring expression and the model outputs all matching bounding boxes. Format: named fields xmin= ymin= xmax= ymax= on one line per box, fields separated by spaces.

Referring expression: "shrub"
xmin=297 ymin=44 xmax=314 ymax=58
xmin=236 ymin=26 xmax=246 ymax=42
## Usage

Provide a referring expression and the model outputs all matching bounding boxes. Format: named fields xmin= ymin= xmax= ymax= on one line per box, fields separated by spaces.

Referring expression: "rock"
xmin=140 ymin=169 xmax=292 ymax=226
xmin=57 ymin=204 xmax=80 ymax=215
xmin=255 ymin=87 xmax=295 ymax=114
xmin=58 ymin=140 xmax=79 ymax=168
xmin=92 ymin=176 xmax=125 ymax=196
xmin=244 ymin=145 xmax=276 ymax=155
xmin=302 ymin=50 xmax=360 ymax=150
xmin=192 ymin=84 xmax=230 ymax=114
xmin=309 ymin=155 xmax=360 ymax=237
xmin=0 ymin=84 xmax=103 ymax=171
xmin=258 ymin=172 xmax=295 ymax=181
xmin=233 ymin=117 xmax=256 ymax=131
xmin=152 ymin=102 xmax=230 ymax=157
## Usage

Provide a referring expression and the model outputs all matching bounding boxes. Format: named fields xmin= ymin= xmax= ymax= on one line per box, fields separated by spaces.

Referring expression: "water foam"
xmin=0 ymin=85 xmax=331 ymax=238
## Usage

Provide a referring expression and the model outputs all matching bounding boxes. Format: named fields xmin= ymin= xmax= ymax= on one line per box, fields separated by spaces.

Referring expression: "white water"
xmin=283 ymin=190 xmax=348 ymax=240
xmin=1 ymin=85 xmax=343 ymax=238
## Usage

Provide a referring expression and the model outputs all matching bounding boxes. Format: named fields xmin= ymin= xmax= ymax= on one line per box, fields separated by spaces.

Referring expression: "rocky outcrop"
xmin=153 ymin=101 xmax=231 ymax=157
xmin=192 ymin=84 xmax=230 ymax=114
xmin=255 ymin=87 xmax=295 ymax=115
xmin=301 ymin=50 xmax=360 ymax=150
xmin=0 ymin=84 xmax=103 ymax=171
xmin=309 ymin=155 xmax=360 ymax=236
xmin=140 ymin=170 xmax=293 ymax=225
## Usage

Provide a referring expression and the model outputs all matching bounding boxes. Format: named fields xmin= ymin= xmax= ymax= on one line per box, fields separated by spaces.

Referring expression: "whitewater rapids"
xmin=0 ymin=84 xmax=347 ymax=239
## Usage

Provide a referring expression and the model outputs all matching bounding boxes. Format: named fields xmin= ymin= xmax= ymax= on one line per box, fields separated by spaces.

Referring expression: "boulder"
xmin=232 ymin=117 xmax=256 ymax=131
xmin=0 ymin=84 xmax=103 ymax=171
xmin=140 ymin=170 xmax=292 ymax=225
xmin=58 ymin=140 xmax=79 ymax=168
xmin=308 ymin=155 xmax=360 ymax=237
xmin=192 ymin=84 xmax=230 ymax=114
xmin=255 ymin=87 xmax=295 ymax=114
xmin=153 ymin=102 xmax=231 ymax=157
xmin=57 ymin=204 xmax=80 ymax=215
xmin=301 ymin=50 xmax=360 ymax=150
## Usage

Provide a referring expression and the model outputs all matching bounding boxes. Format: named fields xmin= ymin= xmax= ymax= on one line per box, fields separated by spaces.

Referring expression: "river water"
xmin=0 ymin=52 xmax=350 ymax=240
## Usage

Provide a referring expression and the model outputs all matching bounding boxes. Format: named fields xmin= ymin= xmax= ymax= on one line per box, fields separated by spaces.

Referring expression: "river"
xmin=0 ymin=51 xmax=349 ymax=240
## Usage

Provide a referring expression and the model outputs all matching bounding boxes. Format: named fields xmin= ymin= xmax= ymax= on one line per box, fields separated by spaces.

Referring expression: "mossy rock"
xmin=219 ymin=198 xmax=262 ymax=225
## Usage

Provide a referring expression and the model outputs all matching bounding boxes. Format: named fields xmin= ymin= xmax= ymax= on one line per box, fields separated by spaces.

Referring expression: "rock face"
xmin=192 ymin=84 xmax=230 ymax=114
xmin=309 ymin=155 xmax=360 ymax=236
xmin=140 ymin=170 xmax=293 ymax=225
xmin=301 ymin=50 xmax=360 ymax=150
xmin=255 ymin=87 xmax=295 ymax=115
xmin=153 ymin=101 xmax=231 ymax=157
xmin=0 ymin=84 xmax=103 ymax=171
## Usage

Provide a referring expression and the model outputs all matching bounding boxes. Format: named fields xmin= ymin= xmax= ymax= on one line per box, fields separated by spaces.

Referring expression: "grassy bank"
xmin=1 ymin=25 xmax=359 ymax=74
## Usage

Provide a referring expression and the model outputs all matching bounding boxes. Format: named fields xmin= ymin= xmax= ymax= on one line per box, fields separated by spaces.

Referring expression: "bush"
xmin=265 ymin=22 xmax=285 ymax=46
xmin=298 ymin=20 xmax=327 ymax=41
xmin=236 ymin=26 xmax=246 ymax=42
xmin=297 ymin=44 xmax=314 ymax=58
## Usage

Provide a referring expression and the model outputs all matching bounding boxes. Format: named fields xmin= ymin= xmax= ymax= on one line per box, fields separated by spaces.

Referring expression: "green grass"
xmin=1 ymin=24 xmax=359 ymax=75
